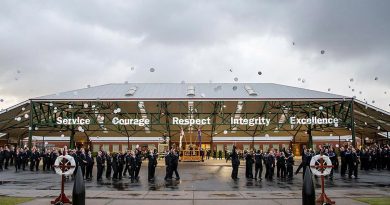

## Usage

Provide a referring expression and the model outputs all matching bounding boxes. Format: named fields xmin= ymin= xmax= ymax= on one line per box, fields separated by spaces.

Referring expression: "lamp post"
xmin=42 ymin=135 xmax=45 ymax=151
xmin=127 ymin=135 xmax=130 ymax=150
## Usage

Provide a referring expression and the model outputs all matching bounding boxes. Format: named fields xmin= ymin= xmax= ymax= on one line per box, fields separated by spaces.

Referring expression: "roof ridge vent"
xmin=244 ymin=85 xmax=258 ymax=96
xmin=125 ymin=86 xmax=137 ymax=96
xmin=187 ymin=85 xmax=195 ymax=96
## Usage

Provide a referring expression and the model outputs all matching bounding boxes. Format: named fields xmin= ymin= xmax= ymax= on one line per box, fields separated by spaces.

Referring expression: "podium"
xmin=181 ymin=149 xmax=201 ymax=162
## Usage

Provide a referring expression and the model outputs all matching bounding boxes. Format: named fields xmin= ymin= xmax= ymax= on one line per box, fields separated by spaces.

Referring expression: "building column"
xmin=28 ymin=101 xmax=33 ymax=149
xmin=69 ymin=128 xmax=75 ymax=149
xmin=351 ymin=100 xmax=356 ymax=147
xmin=307 ymin=124 xmax=313 ymax=149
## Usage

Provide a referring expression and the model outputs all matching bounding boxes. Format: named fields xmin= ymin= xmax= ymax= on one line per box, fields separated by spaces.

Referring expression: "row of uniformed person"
xmin=359 ymin=145 xmax=390 ymax=171
xmin=340 ymin=146 xmax=359 ymax=178
xmin=0 ymin=145 xmax=60 ymax=172
xmin=2 ymin=145 xmax=171 ymax=183
xmin=231 ymin=147 xmax=295 ymax=180
xmin=107 ymin=147 xmax=159 ymax=182
xmin=60 ymin=147 xmax=158 ymax=183
xmin=67 ymin=148 xmax=94 ymax=180
xmin=164 ymin=148 xmax=180 ymax=180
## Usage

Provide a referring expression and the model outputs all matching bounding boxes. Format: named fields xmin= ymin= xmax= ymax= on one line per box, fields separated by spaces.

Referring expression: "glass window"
xmin=92 ymin=144 xmax=100 ymax=152
xmin=216 ymin=144 xmax=224 ymax=152
xmin=243 ymin=144 xmax=250 ymax=151
xmin=103 ymin=144 xmax=110 ymax=152
xmin=272 ymin=144 xmax=280 ymax=150
xmin=113 ymin=144 xmax=119 ymax=153
xmin=254 ymin=144 xmax=260 ymax=151
xmin=263 ymin=144 xmax=269 ymax=152
xmin=122 ymin=144 xmax=128 ymax=152
xmin=226 ymin=144 xmax=233 ymax=151
xmin=148 ymin=144 xmax=156 ymax=150
xmin=131 ymin=144 xmax=138 ymax=150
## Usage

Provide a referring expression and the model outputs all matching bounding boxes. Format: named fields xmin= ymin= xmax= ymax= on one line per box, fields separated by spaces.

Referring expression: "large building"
xmin=0 ymin=83 xmax=389 ymax=155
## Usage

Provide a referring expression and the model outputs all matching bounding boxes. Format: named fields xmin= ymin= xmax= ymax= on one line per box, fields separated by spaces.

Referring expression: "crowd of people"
xmin=229 ymin=146 xmax=295 ymax=180
xmin=69 ymin=146 xmax=179 ymax=182
xmin=0 ymin=144 xmax=180 ymax=183
xmin=228 ymin=143 xmax=390 ymax=181
xmin=1 ymin=143 xmax=390 ymax=183
xmin=0 ymin=145 xmax=59 ymax=172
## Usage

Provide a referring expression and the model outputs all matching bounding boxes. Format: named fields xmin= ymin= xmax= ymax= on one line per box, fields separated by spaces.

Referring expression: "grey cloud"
xmin=0 ymin=0 xmax=389 ymax=110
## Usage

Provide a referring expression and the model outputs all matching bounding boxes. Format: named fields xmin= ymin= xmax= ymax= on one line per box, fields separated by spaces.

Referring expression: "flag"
xmin=179 ymin=127 xmax=184 ymax=149
xmin=198 ymin=128 xmax=202 ymax=148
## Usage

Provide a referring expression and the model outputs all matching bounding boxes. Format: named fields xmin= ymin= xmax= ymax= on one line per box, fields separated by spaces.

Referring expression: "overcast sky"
xmin=0 ymin=0 xmax=389 ymax=111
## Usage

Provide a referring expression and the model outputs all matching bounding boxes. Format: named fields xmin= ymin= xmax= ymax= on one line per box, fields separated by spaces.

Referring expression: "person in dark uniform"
xmin=295 ymin=148 xmax=307 ymax=175
xmin=106 ymin=151 xmax=112 ymax=179
xmin=265 ymin=150 xmax=275 ymax=180
xmin=360 ymin=148 xmax=367 ymax=171
xmin=305 ymin=149 xmax=314 ymax=176
xmin=230 ymin=146 xmax=240 ymax=180
xmin=277 ymin=152 xmax=287 ymax=178
xmin=86 ymin=151 xmax=94 ymax=180
xmin=134 ymin=148 xmax=143 ymax=180
xmin=170 ymin=148 xmax=180 ymax=180
xmin=340 ymin=147 xmax=347 ymax=177
xmin=129 ymin=150 xmax=137 ymax=183
xmin=25 ymin=147 xmax=32 ymax=169
xmin=46 ymin=149 xmax=52 ymax=171
xmin=118 ymin=151 xmax=125 ymax=180
xmin=286 ymin=152 xmax=294 ymax=179
xmin=327 ymin=148 xmax=336 ymax=179
xmin=123 ymin=150 xmax=130 ymax=177
xmin=147 ymin=148 xmax=158 ymax=181
xmin=218 ymin=150 xmax=223 ymax=160
xmin=70 ymin=149 xmax=79 ymax=179
xmin=345 ymin=147 xmax=352 ymax=177
xmin=96 ymin=151 xmax=105 ymax=181
xmin=15 ymin=148 xmax=22 ymax=172
xmin=125 ymin=150 xmax=131 ymax=176
xmin=254 ymin=150 xmax=263 ymax=180
xmin=164 ymin=150 xmax=172 ymax=180
xmin=382 ymin=147 xmax=389 ymax=170
xmin=0 ymin=147 xmax=4 ymax=171
xmin=10 ymin=146 xmax=15 ymax=166
xmin=112 ymin=152 xmax=119 ymax=180
xmin=371 ymin=148 xmax=377 ymax=170
xmin=376 ymin=148 xmax=382 ymax=170
xmin=42 ymin=149 xmax=48 ymax=171
xmin=225 ymin=150 xmax=231 ymax=163
xmin=245 ymin=150 xmax=254 ymax=179
xmin=35 ymin=148 xmax=41 ymax=171
xmin=50 ymin=149 xmax=58 ymax=172
xmin=329 ymin=147 xmax=338 ymax=171
xmin=79 ymin=149 xmax=87 ymax=179
xmin=21 ymin=148 xmax=28 ymax=171
xmin=349 ymin=148 xmax=359 ymax=178
xmin=276 ymin=151 xmax=282 ymax=178
xmin=4 ymin=146 xmax=10 ymax=170
xmin=29 ymin=147 xmax=37 ymax=171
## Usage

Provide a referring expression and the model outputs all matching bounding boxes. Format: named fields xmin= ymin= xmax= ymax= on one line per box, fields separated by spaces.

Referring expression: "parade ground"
xmin=1 ymin=160 xmax=389 ymax=205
